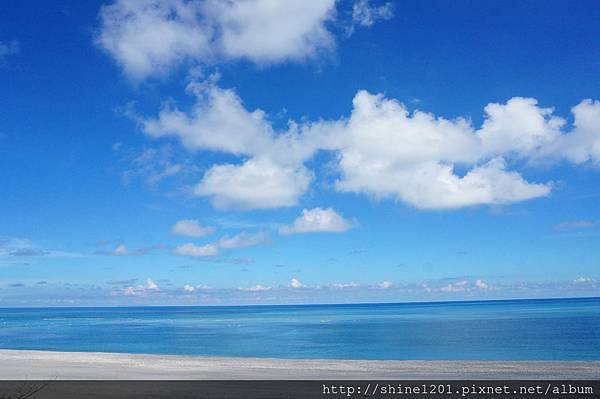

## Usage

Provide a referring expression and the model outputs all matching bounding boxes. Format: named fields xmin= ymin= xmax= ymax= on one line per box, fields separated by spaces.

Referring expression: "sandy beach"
xmin=0 ymin=350 xmax=598 ymax=380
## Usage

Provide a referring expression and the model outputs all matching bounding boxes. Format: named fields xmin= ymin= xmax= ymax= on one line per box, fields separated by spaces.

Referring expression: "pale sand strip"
xmin=0 ymin=350 xmax=598 ymax=380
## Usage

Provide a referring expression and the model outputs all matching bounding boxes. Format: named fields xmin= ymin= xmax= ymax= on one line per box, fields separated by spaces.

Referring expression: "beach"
xmin=1 ymin=350 xmax=599 ymax=380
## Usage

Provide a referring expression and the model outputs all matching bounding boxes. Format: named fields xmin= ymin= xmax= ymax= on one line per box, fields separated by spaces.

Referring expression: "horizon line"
xmin=1 ymin=295 xmax=598 ymax=310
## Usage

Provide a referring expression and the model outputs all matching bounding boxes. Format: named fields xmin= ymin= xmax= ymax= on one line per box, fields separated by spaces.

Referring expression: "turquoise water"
xmin=0 ymin=297 xmax=598 ymax=360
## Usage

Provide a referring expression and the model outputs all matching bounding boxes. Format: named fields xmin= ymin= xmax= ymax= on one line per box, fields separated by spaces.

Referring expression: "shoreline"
xmin=1 ymin=350 xmax=599 ymax=380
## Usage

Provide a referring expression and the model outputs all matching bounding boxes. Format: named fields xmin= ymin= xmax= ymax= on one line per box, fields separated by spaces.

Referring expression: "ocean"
xmin=0 ymin=297 xmax=598 ymax=360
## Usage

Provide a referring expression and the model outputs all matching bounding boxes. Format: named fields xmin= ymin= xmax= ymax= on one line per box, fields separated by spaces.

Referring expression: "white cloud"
xmin=440 ymin=280 xmax=469 ymax=293
xmin=475 ymin=279 xmax=490 ymax=290
xmin=195 ymin=158 xmax=312 ymax=210
xmin=97 ymin=0 xmax=211 ymax=80
xmin=97 ymin=0 xmax=337 ymax=80
xmin=171 ymin=219 xmax=215 ymax=237
xmin=183 ymin=284 xmax=195 ymax=292
xmin=113 ymin=244 xmax=129 ymax=256
xmin=573 ymin=277 xmax=596 ymax=284
xmin=289 ymin=278 xmax=305 ymax=289
xmin=138 ymin=78 xmax=600 ymax=211
xmin=142 ymin=79 xmax=275 ymax=156
xmin=328 ymin=282 xmax=360 ymax=289
xmin=551 ymin=100 xmax=600 ymax=165
xmin=479 ymin=97 xmax=564 ymax=156
xmin=138 ymin=78 xmax=328 ymax=210
xmin=334 ymin=91 xmax=552 ymax=209
xmin=238 ymin=284 xmax=271 ymax=292
xmin=183 ymin=283 xmax=210 ymax=292
xmin=351 ymin=0 xmax=393 ymax=28
xmin=121 ymin=278 xmax=160 ymax=296
xmin=217 ymin=231 xmax=269 ymax=249
xmin=173 ymin=242 xmax=218 ymax=257
xmin=173 ymin=231 xmax=267 ymax=258
xmin=146 ymin=278 xmax=159 ymax=290
xmin=376 ymin=280 xmax=393 ymax=289
xmin=280 ymin=207 xmax=353 ymax=234
xmin=207 ymin=0 xmax=336 ymax=63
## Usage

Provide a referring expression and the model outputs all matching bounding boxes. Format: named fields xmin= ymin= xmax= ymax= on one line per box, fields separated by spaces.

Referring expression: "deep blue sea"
xmin=1 ymin=297 xmax=599 ymax=360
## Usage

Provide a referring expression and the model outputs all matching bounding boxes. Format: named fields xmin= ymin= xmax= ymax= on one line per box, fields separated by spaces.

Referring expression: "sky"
xmin=1 ymin=0 xmax=600 ymax=306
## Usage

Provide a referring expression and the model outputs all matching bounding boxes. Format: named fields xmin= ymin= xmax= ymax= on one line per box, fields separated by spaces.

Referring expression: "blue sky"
xmin=1 ymin=0 xmax=600 ymax=306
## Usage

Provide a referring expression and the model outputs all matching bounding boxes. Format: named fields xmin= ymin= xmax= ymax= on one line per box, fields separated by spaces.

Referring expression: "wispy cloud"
xmin=0 ymin=238 xmax=80 ymax=258
xmin=0 ymin=40 xmax=19 ymax=64
xmin=173 ymin=243 xmax=219 ymax=257
xmin=238 ymin=284 xmax=272 ymax=292
xmin=106 ymin=278 xmax=139 ymax=286
xmin=346 ymin=0 xmax=394 ymax=36
xmin=554 ymin=220 xmax=600 ymax=231
xmin=174 ymin=231 xmax=268 ymax=258
xmin=327 ymin=282 xmax=360 ymax=289
xmin=96 ymin=244 xmax=164 ymax=257
xmin=171 ymin=219 xmax=215 ymax=237
xmin=217 ymin=231 xmax=269 ymax=249
xmin=119 ymin=145 xmax=199 ymax=188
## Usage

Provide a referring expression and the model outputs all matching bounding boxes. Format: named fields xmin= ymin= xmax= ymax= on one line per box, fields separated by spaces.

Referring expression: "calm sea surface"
xmin=0 ymin=297 xmax=598 ymax=360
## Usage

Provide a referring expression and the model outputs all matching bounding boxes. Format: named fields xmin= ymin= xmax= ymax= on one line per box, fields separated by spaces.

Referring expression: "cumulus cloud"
xmin=474 ymin=279 xmax=490 ymax=290
xmin=112 ymin=244 xmax=130 ymax=256
xmin=183 ymin=283 xmax=210 ymax=292
xmin=546 ymin=100 xmax=600 ymax=165
xmin=136 ymin=77 xmax=600 ymax=211
xmin=289 ymin=277 xmax=305 ymax=289
xmin=121 ymin=278 xmax=160 ymax=296
xmin=97 ymin=0 xmax=336 ymax=80
xmin=97 ymin=0 xmax=211 ymax=80
xmin=280 ymin=207 xmax=353 ymax=234
xmin=146 ymin=278 xmax=159 ymax=290
xmin=195 ymin=158 xmax=313 ymax=210
xmin=171 ymin=219 xmax=215 ymax=237
xmin=376 ymin=281 xmax=393 ymax=289
xmin=334 ymin=91 xmax=552 ymax=209
xmin=238 ymin=284 xmax=272 ymax=292
xmin=139 ymin=78 xmax=325 ymax=210
xmin=206 ymin=0 xmax=336 ymax=64
xmin=479 ymin=97 xmax=564 ymax=156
